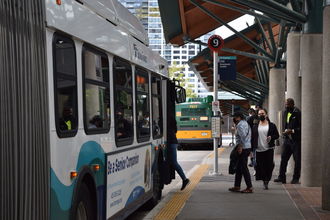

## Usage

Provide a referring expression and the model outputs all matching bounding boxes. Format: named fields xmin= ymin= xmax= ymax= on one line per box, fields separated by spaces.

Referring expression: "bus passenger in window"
xmin=59 ymin=106 xmax=75 ymax=131
xmin=138 ymin=113 xmax=150 ymax=136
xmin=153 ymin=118 xmax=161 ymax=136
xmin=88 ymin=115 xmax=103 ymax=129
xmin=116 ymin=110 xmax=132 ymax=139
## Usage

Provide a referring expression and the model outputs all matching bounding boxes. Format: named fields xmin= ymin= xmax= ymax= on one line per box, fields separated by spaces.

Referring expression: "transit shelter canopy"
xmin=158 ymin=0 xmax=244 ymax=46
xmin=188 ymin=23 xmax=280 ymax=104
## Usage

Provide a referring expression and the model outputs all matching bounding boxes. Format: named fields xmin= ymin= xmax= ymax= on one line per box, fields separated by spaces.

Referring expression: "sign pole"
xmin=208 ymin=34 xmax=224 ymax=176
xmin=213 ymin=51 xmax=219 ymax=175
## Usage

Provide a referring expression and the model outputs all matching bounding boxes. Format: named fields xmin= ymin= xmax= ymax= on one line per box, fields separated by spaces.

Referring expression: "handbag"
xmin=229 ymin=145 xmax=239 ymax=175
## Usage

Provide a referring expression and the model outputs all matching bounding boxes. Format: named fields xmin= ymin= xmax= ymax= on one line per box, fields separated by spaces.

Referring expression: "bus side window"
xmin=113 ymin=57 xmax=134 ymax=146
xmin=53 ymin=33 xmax=78 ymax=138
xmin=82 ymin=45 xmax=110 ymax=134
xmin=151 ymin=76 xmax=163 ymax=139
xmin=135 ymin=68 xmax=150 ymax=142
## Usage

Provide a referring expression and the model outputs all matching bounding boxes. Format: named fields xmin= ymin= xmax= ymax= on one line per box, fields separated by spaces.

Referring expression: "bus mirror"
xmin=175 ymin=86 xmax=186 ymax=103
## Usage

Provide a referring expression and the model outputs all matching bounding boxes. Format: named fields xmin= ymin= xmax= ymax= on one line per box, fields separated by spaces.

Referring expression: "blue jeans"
xmin=168 ymin=144 xmax=186 ymax=181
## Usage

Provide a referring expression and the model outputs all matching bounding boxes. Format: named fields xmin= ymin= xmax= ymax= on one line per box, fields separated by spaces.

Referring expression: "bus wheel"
xmin=72 ymin=183 xmax=95 ymax=220
xmin=144 ymin=168 xmax=162 ymax=210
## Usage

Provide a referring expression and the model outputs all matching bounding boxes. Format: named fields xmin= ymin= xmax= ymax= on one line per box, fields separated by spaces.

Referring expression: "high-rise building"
xmin=118 ymin=0 xmax=149 ymax=30
xmin=119 ymin=0 xmax=211 ymax=97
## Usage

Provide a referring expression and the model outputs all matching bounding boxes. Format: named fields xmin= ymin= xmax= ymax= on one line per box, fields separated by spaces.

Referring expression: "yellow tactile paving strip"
xmin=154 ymin=164 xmax=209 ymax=220
xmin=208 ymin=147 xmax=225 ymax=158
xmin=154 ymin=148 xmax=224 ymax=220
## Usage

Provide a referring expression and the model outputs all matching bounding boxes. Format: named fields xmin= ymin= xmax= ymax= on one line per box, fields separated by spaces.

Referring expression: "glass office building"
xmin=119 ymin=0 xmax=211 ymax=97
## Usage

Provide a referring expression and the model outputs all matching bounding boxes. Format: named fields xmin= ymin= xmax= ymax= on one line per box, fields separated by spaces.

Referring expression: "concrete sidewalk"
xmin=176 ymin=146 xmax=304 ymax=220
xmin=152 ymin=146 xmax=330 ymax=220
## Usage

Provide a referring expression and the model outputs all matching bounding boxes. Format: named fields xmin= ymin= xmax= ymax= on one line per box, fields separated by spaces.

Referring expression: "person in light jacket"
xmin=229 ymin=112 xmax=253 ymax=193
xmin=251 ymin=108 xmax=279 ymax=189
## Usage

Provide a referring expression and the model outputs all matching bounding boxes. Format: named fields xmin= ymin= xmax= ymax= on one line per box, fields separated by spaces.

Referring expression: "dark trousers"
xmin=279 ymin=139 xmax=301 ymax=180
xmin=256 ymin=149 xmax=274 ymax=182
xmin=235 ymin=149 xmax=252 ymax=188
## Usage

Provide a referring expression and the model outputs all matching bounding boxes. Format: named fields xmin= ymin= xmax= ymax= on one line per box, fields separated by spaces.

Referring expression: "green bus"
xmin=176 ymin=96 xmax=214 ymax=148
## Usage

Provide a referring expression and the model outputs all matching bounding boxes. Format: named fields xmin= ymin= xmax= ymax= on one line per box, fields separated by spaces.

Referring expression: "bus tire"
xmin=144 ymin=167 xmax=162 ymax=210
xmin=71 ymin=182 xmax=96 ymax=220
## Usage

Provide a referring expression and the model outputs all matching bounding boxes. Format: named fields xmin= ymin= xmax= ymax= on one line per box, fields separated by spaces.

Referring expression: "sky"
xmin=215 ymin=14 xmax=255 ymax=39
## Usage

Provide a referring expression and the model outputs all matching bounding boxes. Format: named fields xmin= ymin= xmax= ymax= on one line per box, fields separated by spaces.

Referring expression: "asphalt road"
xmin=125 ymin=148 xmax=212 ymax=220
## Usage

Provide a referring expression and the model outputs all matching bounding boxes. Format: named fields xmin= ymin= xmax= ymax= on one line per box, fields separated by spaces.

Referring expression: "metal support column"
xmin=322 ymin=2 xmax=330 ymax=210
xmin=212 ymin=52 xmax=220 ymax=175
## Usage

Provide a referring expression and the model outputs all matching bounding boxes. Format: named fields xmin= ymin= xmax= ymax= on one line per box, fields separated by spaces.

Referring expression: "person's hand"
xmin=284 ymin=129 xmax=293 ymax=134
xmin=237 ymin=146 xmax=243 ymax=154
xmin=267 ymin=136 xmax=272 ymax=143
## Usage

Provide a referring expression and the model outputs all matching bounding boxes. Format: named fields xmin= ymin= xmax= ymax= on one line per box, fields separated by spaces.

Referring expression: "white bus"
xmin=0 ymin=0 xmax=185 ymax=220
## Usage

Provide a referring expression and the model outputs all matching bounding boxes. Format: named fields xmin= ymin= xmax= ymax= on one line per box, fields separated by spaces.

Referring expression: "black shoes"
xmin=181 ymin=178 xmax=190 ymax=191
xmin=274 ymin=177 xmax=286 ymax=184
xmin=274 ymin=177 xmax=299 ymax=184
xmin=263 ymin=181 xmax=269 ymax=190
xmin=290 ymin=179 xmax=299 ymax=184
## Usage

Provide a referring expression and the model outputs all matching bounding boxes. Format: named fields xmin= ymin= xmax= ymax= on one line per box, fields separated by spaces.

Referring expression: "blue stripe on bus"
xmin=51 ymin=141 xmax=106 ymax=219
xmin=125 ymin=186 xmax=145 ymax=206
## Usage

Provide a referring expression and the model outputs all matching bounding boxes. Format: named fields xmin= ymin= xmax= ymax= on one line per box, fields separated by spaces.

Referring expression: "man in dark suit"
xmin=274 ymin=98 xmax=301 ymax=184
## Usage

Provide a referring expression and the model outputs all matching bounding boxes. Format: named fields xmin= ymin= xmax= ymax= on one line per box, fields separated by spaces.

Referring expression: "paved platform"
xmin=147 ymin=146 xmax=330 ymax=220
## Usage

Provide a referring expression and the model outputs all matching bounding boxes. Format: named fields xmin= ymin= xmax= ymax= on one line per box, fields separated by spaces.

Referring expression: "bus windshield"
xmin=181 ymin=107 xmax=207 ymax=116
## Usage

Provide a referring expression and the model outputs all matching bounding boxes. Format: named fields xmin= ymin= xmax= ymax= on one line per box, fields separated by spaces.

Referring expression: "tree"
xmin=168 ymin=63 xmax=197 ymax=98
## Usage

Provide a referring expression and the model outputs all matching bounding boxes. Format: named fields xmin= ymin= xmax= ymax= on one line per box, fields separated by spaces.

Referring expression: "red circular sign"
xmin=208 ymin=35 xmax=224 ymax=52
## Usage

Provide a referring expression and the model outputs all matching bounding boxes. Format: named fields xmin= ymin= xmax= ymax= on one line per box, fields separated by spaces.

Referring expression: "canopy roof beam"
xmin=226 ymin=87 xmax=263 ymax=102
xmin=202 ymin=0 xmax=280 ymax=23
xmin=256 ymin=59 xmax=268 ymax=85
xmin=221 ymin=86 xmax=260 ymax=103
xmin=221 ymin=47 xmax=274 ymax=62
xmin=237 ymin=72 xmax=269 ymax=90
xmin=227 ymin=0 xmax=306 ymax=23
xmin=189 ymin=0 xmax=275 ymax=60
xmin=254 ymin=63 xmax=264 ymax=84
xmin=289 ymin=0 xmax=302 ymax=12
xmin=225 ymin=80 xmax=265 ymax=99
xmin=254 ymin=55 xmax=266 ymax=85
xmin=221 ymin=87 xmax=254 ymax=101
xmin=234 ymin=79 xmax=268 ymax=95
xmin=266 ymin=22 xmax=277 ymax=57
xmin=275 ymin=20 xmax=290 ymax=67
xmin=258 ymin=0 xmax=307 ymax=22
xmin=255 ymin=18 xmax=274 ymax=55
xmin=186 ymin=39 xmax=274 ymax=62
xmin=261 ymin=59 xmax=270 ymax=83
xmin=178 ymin=0 xmax=188 ymax=36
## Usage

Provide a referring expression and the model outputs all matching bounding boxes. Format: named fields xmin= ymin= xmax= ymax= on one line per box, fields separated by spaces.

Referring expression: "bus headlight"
xmin=200 ymin=116 xmax=208 ymax=121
